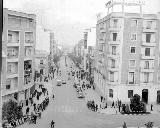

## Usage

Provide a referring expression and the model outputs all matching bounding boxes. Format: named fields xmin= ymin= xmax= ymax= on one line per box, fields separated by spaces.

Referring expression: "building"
xmin=86 ymin=46 xmax=95 ymax=80
xmin=48 ymin=32 xmax=56 ymax=73
xmin=1 ymin=8 xmax=36 ymax=104
xmin=35 ymin=50 xmax=49 ymax=78
xmin=94 ymin=1 xmax=160 ymax=104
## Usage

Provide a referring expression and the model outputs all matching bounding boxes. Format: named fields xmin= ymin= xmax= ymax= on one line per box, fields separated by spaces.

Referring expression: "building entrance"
xmin=157 ymin=90 xmax=160 ymax=104
xmin=142 ymin=89 xmax=148 ymax=103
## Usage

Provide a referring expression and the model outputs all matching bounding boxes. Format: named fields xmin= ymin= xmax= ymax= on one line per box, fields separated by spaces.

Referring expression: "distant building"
xmin=1 ymin=8 xmax=36 ymax=103
xmin=94 ymin=1 xmax=160 ymax=104
xmin=35 ymin=50 xmax=49 ymax=77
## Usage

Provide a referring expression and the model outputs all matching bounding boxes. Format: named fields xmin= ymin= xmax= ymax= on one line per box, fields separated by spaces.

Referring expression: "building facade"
xmin=95 ymin=5 xmax=160 ymax=104
xmin=35 ymin=50 xmax=49 ymax=77
xmin=1 ymin=8 xmax=36 ymax=104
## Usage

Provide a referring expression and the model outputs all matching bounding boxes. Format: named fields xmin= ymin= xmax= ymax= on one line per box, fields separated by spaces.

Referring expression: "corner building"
xmin=1 ymin=8 xmax=36 ymax=104
xmin=95 ymin=11 xmax=160 ymax=104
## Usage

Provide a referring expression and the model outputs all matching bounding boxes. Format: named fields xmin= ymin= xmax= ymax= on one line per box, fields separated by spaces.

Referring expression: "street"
xmin=18 ymin=56 xmax=160 ymax=128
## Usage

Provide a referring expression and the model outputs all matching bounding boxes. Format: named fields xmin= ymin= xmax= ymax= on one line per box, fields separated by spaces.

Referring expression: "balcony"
xmin=24 ymin=56 xmax=32 ymax=61
xmin=100 ymin=27 xmax=106 ymax=33
xmin=24 ymin=68 xmax=32 ymax=85
xmin=108 ymin=40 xmax=120 ymax=45
xmin=98 ymin=59 xmax=104 ymax=67
xmin=7 ymin=55 xmax=18 ymax=62
xmin=141 ymin=54 xmax=155 ymax=60
xmin=38 ymin=64 xmax=46 ymax=69
xmin=140 ymin=67 xmax=154 ymax=72
xmin=24 ymin=40 xmax=34 ymax=46
xmin=7 ymin=40 xmax=19 ymax=46
xmin=8 ymin=30 xmax=20 ymax=46
xmin=141 ymin=42 xmax=156 ymax=47
xmin=140 ymin=82 xmax=153 ymax=86
xmin=108 ymin=66 xmax=119 ymax=72
xmin=25 ymin=32 xmax=34 ymax=46
xmin=108 ymin=53 xmax=120 ymax=59
xmin=99 ymin=40 xmax=105 ymax=44
xmin=7 ymin=63 xmax=18 ymax=78
xmin=108 ymin=81 xmax=118 ymax=85
xmin=143 ymin=27 xmax=157 ymax=33
xmin=99 ymin=51 xmax=104 ymax=55
xmin=7 ymin=72 xmax=18 ymax=78
xmin=109 ymin=25 xmax=121 ymax=31
xmin=2 ymin=88 xmax=18 ymax=97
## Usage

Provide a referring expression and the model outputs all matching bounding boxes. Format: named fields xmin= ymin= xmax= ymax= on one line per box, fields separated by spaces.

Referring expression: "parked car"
xmin=62 ymin=79 xmax=66 ymax=84
xmin=77 ymin=91 xmax=85 ymax=98
xmin=57 ymin=80 xmax=62 ymax=86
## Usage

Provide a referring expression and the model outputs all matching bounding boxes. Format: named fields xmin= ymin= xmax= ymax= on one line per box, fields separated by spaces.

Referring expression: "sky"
xmin=4 ymin=0 xmax=160 ymax=52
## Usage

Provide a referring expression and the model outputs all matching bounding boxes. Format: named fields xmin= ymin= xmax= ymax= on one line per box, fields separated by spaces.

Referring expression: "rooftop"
xmin=3 ymin=8 xmax=36 ymax=19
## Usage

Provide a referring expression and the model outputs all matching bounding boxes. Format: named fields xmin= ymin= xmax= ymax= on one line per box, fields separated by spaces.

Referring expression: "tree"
xmin=130 ymin=94 xmax=146 ymax=113
xmin=144 ymin=121 xmax=154 ymax=128
xmin=2 ymin=100 xmax=21 ymax=122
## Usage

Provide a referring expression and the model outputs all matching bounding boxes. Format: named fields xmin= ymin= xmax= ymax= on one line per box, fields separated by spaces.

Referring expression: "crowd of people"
xmin=2 ymin=73 xmax=52 ymax=128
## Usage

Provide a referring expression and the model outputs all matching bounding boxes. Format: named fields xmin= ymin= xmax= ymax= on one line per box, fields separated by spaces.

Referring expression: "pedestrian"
xmin=26 ymin=107 xmax=30 ymax=115
xmin=33 ymin=103 xmax=36 ymax=111
xmin=118 ymin=105 xmax=121 ymax=112
xmin=101 ymin=96 xmax=103 ymax=102
xmin=111 ymin=101 xmax=114 ymax=108
xmin=26 ymin=99 xmax=28 ymax=106
xmin=96 ymin=104 xmax=98 ymax=111
xmin=151 ymin=104 xmax=153 ymax=111
xmin=52 ymin=94 xmax=55 ymax=99
xmin=34 ymin=115 xmax=37 ymax=124
xmin=51 ymin=120 xmax=55 ymax=128
xmin=119 ymin=100 xmax=122 ymax=106
xmin=105 ymin=102 xmax=107 ymax=108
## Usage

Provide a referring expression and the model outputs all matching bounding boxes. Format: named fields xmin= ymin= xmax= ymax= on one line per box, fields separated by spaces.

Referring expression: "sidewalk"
xmin=84 ymin=87 xmax=160 ymax=115
xmin=22 ymin=72 xmax=58 ymax=117
xmin=84 ymin=87 xmax=120 ymax=115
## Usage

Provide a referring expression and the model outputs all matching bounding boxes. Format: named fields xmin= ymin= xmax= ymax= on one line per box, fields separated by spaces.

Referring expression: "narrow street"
xmin=18 ymin=56 xmax=160 ymax=128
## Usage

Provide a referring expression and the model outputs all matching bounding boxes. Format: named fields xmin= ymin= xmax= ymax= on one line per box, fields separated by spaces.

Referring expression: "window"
xmin=144 ymin=61 xmax=149 ymax=69
xmin=130 ymin=47 xmax=136 ymax=53
xmin=111 ymin=59 xmax=115 ymax=68
xmin=146 ymin=34 xmax=151 ymax=43
xmin=145 ymin=48 xmax=150 ymax=56
xmin=8 ymin=34 xmax=12 ymax=43
xmin=113 ymin=19 xmax=118 ymax=27
xmin=7 ymin=64 xmax=12 ymax=73
xmin=112 ymin=46 xmax=116 ymax=55
xmin=113 ymin=33 xmax=117 ymax=41
xmin=131 ymin=33 xmax=137 ymax=41
xmin=40 ymin=60 xmax=43 ymax=64
xmin=146 ymin=21 xmax=152 ymax=29
xmin=6 ymin=79 xmax=11 ymax=89
xmin=110 ymin=71 xmax=114 ymax=82
xmin=131 ymin=20 xmax=137 ymax=27
xmin=158 ymin=73 xmax=160 ymax=82
xmin=128 ymin=90 xmax=133 ymax=98
xmin=129 ymin=60 xmax=136 ymax=67
xmin=144 ymin=72 xmax=149 ymax=83
xmin=109 ymin=89 xmax=113 ymax=98
xmin=129 ymin=72 xmax=134 ymax=84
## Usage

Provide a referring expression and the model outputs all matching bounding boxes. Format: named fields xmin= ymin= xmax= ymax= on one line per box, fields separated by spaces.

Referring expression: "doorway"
xmin=142 ymin=89 xmax=148 ymax=103
xmin=157 ymin=90 xmax=160 ymax=104
xmin=40 ymin=69 xmax=43 ymax=75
